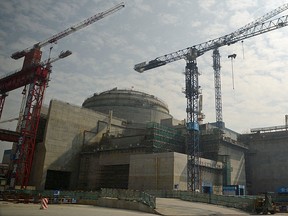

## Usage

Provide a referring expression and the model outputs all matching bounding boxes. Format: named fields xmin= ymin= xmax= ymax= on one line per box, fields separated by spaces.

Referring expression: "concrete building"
xmin=6 ymin=88 xmax=248 ymax=194
xmin=201 ymin=123 xmax=247 ymax=188
xmin=30 ymin=99 xmax=125 ymax=190
xmin=198 ymin=123 xmax=247 ymax=195
xmin=240 ymin=126 xmax=288 ymax=195
xmin=129 ymin=152 xmax=223 ymax=193
xmin=78 ymin=121 xmax=225 ymax=192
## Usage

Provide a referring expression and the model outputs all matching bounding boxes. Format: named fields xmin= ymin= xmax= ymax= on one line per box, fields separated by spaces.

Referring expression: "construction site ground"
xmin=4 ymin=197 xmax=287 ymax=216
xmin=2 ymin=198 xmax=288 ymax=216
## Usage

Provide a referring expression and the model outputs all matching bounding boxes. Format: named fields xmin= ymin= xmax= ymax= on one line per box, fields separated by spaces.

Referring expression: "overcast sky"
xmin=1 ymin=0 xmax=288 ymax=159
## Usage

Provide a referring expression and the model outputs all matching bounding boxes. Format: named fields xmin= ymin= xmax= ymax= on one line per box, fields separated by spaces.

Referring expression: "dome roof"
xmin=82 ymin=88 xmax=171 ymax=124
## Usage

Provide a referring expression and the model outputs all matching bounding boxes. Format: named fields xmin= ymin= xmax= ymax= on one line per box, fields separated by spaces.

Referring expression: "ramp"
xmin=155 ymin=198 xmax=249 ymax=215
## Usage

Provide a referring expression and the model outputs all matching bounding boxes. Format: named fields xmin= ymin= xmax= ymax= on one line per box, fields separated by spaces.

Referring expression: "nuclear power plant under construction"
xmin=1 ymin=87 xmax=288 ymax=197
xmin=2 ymin=3 xmax=288 ymax=214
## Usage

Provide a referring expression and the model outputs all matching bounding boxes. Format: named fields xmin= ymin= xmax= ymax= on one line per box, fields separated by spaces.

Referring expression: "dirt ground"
xmin=0 ymin=201 xmax=155 ymax=216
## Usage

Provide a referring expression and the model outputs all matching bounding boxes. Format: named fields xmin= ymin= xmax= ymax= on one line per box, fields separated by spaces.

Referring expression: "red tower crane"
xmin=134 ymin=5 xmax=288 ymax=191
xmin=0 ymin=2 xmax=124 ymax=189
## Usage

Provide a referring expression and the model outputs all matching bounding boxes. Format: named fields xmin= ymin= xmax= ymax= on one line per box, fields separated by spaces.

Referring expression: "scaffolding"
xmin=145 ymin=122 xmax=185 ymax=153
xmin=83 ymin=122 xmax=185 ymax=154
xmin=200 ymin=130 xmax=222 ymax=161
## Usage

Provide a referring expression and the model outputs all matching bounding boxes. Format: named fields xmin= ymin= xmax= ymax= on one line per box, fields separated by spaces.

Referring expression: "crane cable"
xmin=241 ymin=41 xmax=245 ymax=59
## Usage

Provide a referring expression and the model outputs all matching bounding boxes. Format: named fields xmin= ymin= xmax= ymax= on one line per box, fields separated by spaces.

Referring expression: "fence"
xmin=0 ymin=188 xmax=156 ymax=209
xmin=2 ymin=188 xmax=260 ymax=212
xmin=146 ymin=190 xmax=256 ymax=212
xmin=0 ymin=189 xmax=101 ymax=204
xmin=101 ymin=188 xmax=156 ymax=209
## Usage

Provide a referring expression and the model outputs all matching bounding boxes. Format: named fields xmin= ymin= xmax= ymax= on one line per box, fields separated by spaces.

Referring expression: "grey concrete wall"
xmin=29 ymin=141 xmax=46 ymax=188
xmin=173 ymin=152 xmax=187 ymax=190
xmin=34 ymin=100 xmax=124 ymax=190
xmin=99 ymin=151 xmax=133 ymax=165
xmin=129 ymin=152 xmax=222 ymax=191
xmin=78 ymin=154 xmax=101 ymax=190
xmin=90 ymin=106 xmax=172 ymax=124
xmin=244 ymin=131 xmax=288 ymax=194
xmin=129 ymin=152 xmax=175 ymax=190
xmin=161 ymin=118 xmax=185 ymax=127
xmin=200 ymin=158 xmax=223 ymax=188
xmin=79 ymin=151 xmax=145 ymax=190
xmin=219 ymin=143 xmax=246 ymax=186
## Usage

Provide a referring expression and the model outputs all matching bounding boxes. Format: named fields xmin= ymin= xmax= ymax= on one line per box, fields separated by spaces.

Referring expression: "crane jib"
xmin=133 ymin=3 xmax=288 ymax=191
xmin=134 ymin=13 xmax=288 ymax=72
xmin=10 ymin=2 xmax=125 ymax=60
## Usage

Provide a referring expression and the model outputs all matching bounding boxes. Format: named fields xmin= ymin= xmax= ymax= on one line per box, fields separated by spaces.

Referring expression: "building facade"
xmin=241 ymin=129 xmax=288 ymax=194
xmin=5 ymin=88 xmax=250 ymax=194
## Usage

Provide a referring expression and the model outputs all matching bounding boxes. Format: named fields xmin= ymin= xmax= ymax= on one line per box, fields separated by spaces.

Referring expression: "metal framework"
xmin=0 ymin=94 xmax=7 ymax=119
xmin=212 ymin=49 xmax=223 ymax=128
xmin=185 ymin=60 xmax=200 ymax=191
xmin=0 ymin=128 xmax=20 ymax=142
xmin=134 ymin=15 xmax=288 ymax=73
xmin=10 ymin=65 xmax=50 ymax=187
xmin=1 ymin=2 xmax=124 ymax=189
xmin=134 ymin=6 xmax=288 ymax=191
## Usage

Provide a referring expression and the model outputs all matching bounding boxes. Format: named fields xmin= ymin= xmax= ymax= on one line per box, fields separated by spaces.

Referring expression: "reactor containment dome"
xmin=82 ymin=88 xmax=172 ymax=124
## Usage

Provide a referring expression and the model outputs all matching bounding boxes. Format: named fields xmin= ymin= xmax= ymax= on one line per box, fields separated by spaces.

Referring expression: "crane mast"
xmin=212 ymin=3 xmax=288 ymax=127
xmin=1 ymin=2 xmax=124 ymax=189
xmin=10 ymin=52 xmax=71 ymax=188
xmin=134 ymin=5 xmax=288 ymax=191
xmin=212 ymin=49 xmax=223 ymax=127
xmin=185 ymin=57 xmax=201 ymax=191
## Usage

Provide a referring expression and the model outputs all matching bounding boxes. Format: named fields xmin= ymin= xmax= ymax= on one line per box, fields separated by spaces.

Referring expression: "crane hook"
xmin=228 ymin=54 xmax=237 ymax=89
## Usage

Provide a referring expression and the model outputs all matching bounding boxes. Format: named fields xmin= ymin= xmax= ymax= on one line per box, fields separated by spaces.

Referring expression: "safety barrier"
xmin=1 ymin=188 xmax=269 ymax=213
xmin=101 ymin=188 xmax=156 ymax=209
xmin=146 ymin=190 xmax=256 ymax=212
xmin=40 ymin=198 xmax=48 ymax=209
xmin=0 ymin=189 xmax=155 ymax=208
xmin=0 ymin=191 xmax=40 ymax=203
xmin=275 ymin=202 xmax=288 ymax=213
xmin=0 ymin=189 xmax=100 ymax=204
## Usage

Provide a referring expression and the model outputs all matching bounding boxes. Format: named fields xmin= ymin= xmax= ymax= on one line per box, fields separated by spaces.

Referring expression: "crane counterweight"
xmin=58 ymin=50 xmax=72 ymax=59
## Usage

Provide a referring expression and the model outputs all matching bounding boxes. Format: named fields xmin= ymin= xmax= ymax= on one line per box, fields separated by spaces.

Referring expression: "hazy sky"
xmin=1 ymin=0 xmax=288 ymax=159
